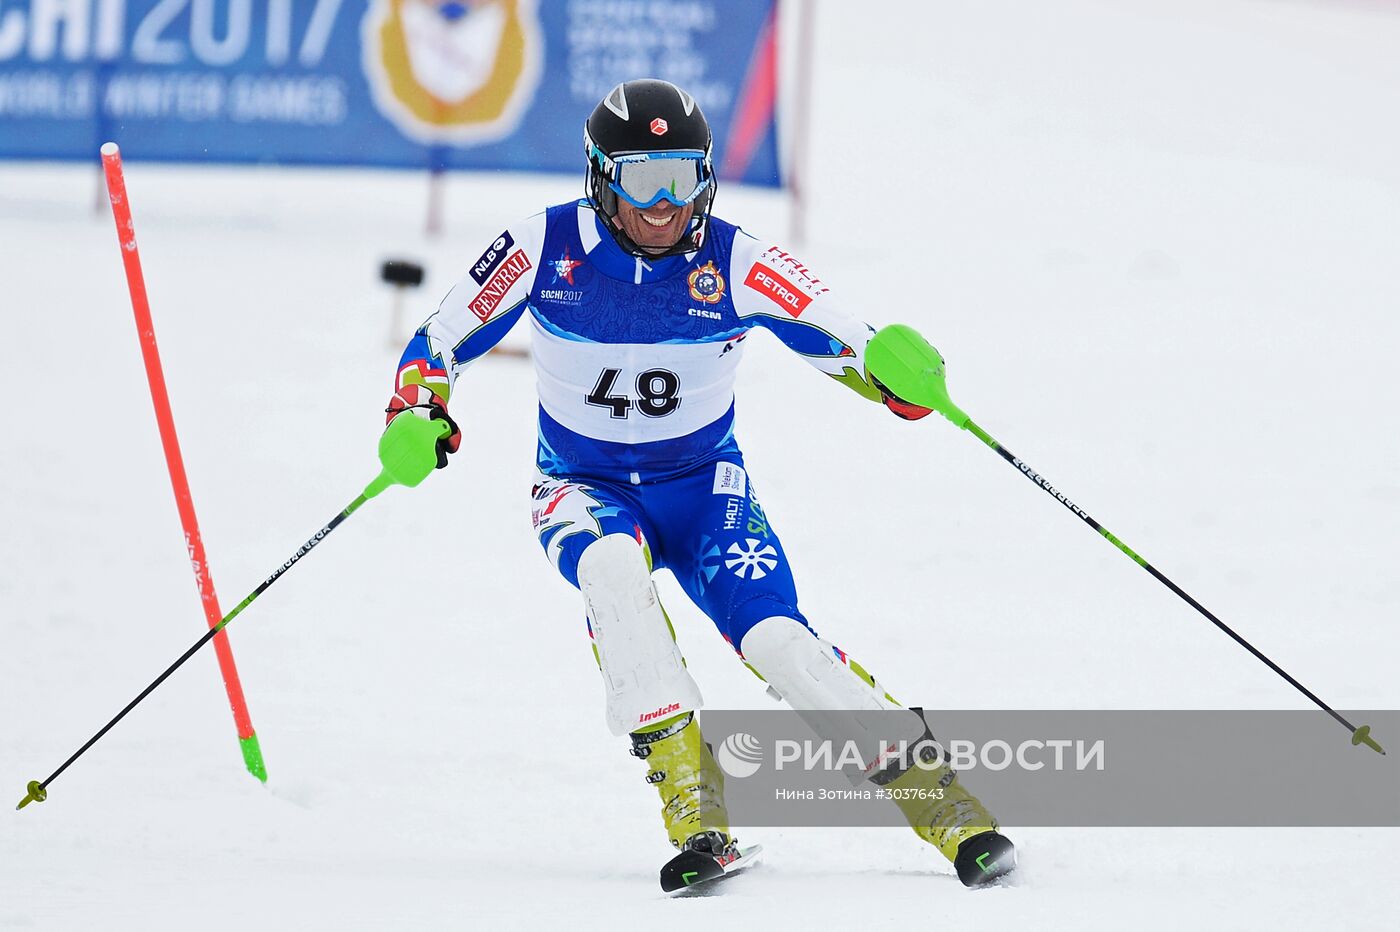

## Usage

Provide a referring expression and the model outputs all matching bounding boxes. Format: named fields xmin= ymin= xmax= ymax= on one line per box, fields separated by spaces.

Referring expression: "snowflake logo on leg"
xmin=725 ymin=538 xmax=779 ymax=580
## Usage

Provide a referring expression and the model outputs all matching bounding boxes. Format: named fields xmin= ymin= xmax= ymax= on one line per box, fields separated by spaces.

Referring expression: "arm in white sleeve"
xmin=394 ymin=211 xmax=547 ymax=400
xmin=728 ymin=230 xmax=884 ymax=404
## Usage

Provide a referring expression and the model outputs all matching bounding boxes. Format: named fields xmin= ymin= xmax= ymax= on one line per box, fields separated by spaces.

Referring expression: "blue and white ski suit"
xmin=395 ymin=201 xmax=886 ymax=650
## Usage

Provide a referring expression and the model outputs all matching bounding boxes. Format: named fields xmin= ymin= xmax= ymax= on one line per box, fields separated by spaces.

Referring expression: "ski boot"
xmin=631 ymin=712 xmax=759 ymax=891
xmin=873 ymin=738 xmax=1017 ymax=886
xmin=630 ymin=711 xmax=728 ymax=848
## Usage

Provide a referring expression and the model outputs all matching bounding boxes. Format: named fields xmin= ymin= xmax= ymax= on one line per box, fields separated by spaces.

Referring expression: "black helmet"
xmin=584 ymin=79 xmax=715 ymax=257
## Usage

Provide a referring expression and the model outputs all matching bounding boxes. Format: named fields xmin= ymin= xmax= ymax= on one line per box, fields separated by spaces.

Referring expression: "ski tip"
xmin=660 ymin=843 xmax=762 ymax=893
xmin=1352 ymin=724 xmax=1385 ymax=755
xmin=15 ymin=780 xmax=46 ymax=812
xmin=955 ymin=831 xmax=1017 ymax=887
xmin=660 ymin=849 xmax=722 ymax=892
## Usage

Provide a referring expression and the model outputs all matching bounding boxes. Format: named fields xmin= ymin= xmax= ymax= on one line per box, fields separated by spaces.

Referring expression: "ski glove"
xmin=871 ymin=376 xmax=934 ymax=421
xmin=384 ymin=385 xmax=461 ymax=469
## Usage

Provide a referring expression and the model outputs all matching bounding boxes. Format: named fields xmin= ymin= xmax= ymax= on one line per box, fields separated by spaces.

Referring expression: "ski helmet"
xmin=584 ymin=79 xmax=715 ymax=257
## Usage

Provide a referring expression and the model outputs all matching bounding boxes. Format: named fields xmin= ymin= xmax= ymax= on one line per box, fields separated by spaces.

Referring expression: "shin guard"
xmin=578 ymin=534 xmax=704 ymax=736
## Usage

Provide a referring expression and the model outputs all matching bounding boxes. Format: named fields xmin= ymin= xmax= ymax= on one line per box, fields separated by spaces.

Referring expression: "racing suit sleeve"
xmin=728 ymin=230 xmax=885 ymax=404
xmin=393 ymin=212 xmax=547 ymax=401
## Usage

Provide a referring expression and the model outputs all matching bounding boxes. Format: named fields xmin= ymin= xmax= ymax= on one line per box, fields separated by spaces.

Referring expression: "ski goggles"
xmin=597 ymin=148 xmax=712 ymax=209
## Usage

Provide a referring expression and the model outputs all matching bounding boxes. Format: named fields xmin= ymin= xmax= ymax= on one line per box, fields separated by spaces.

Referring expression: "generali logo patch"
xmin=469 ymin=249 xmax=532 ymax=320
xmin=362 ymin=0 xmax=543 ymax=144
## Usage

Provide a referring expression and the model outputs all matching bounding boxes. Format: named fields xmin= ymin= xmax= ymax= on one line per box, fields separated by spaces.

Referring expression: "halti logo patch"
xmin=761 ymin=247 xmax=829 ymax=298
xmin=471 ymin=231 xmax=515 ymax=284
xmin=468 ymin=249 xmax=532 ymax=321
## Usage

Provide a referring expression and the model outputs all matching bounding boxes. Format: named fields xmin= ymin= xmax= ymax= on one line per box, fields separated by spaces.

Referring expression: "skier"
xmin=383 ymin=79 xmax=1017 ymax=890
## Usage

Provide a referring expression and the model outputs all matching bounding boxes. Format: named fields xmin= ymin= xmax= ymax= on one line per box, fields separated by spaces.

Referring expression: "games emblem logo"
xmin=551 ymin=247 xmax=583 ymax=286
xmin=362 ymin=0 xmax=543 ymax=144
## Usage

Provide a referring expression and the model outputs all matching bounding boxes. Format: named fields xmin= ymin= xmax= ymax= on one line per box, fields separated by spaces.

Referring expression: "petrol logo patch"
xmin=744 ymin=263 xmax=811 ymax=317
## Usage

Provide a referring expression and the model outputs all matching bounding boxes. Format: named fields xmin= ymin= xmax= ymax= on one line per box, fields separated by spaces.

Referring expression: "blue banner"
xmin=0 ymin=0 xmax=780 ymax=185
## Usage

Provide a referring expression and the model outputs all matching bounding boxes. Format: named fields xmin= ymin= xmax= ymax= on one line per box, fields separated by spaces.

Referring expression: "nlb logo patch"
xmin=468 ymin=249 xmax=532 ymax=320
xmin=716 ymin=732 xmax=763 ymax=778
xmin=471 ymin=230 xmax=515 ymax=284
xmin=362 ymin=0 xmax=543 ymax=144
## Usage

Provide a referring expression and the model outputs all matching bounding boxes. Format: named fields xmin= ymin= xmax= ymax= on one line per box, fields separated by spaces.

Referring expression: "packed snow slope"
xmin=3 ymin=1 xmax=1398 ymax=928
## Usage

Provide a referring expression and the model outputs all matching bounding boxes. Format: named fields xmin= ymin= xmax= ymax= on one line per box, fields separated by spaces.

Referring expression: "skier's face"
xmin=614 ymin=199 xmax=695 ymax=254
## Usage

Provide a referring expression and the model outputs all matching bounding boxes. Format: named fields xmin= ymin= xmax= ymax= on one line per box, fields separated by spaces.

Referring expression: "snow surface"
xmin=3 ymin=1 xmax=1399 ymax=928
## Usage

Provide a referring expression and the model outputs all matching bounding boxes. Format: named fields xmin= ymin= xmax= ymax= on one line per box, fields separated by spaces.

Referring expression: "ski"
xmin=660 ymin=843 xmax=763 ymax=893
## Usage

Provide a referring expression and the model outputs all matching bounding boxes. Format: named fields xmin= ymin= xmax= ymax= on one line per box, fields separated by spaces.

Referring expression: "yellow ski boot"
xmin=630 ymin=712 xmax=759 ymax=891
xmin=630 ymin=711 xmax=730 ymax=848
xmin=875 ymin=740 xmax=1017 ymax=886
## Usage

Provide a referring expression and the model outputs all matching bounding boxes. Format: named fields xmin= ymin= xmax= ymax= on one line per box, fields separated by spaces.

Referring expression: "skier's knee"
xmin=739 ymin=615 xmax=817 ymax=670
xmin=576 ymin=533 xmax=647 ymax=587
xmin=569 ymin=529 xmax=653 ymax=587
xmin=741 ymin=616 xmax=922 ymax=773
xmin=725 ymin=595 xmax=806 ymax=649
xmin=739 ymin=615 xmax=899 ymax=712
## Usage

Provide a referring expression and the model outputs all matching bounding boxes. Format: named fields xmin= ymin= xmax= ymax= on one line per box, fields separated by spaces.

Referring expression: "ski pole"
xmin=15 ymin=415 xmax=450 ymax=811
xmin=865 ymin=324 xmax=1385 ymax=755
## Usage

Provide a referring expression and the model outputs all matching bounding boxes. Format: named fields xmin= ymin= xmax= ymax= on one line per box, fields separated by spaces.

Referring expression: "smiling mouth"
xmin=641 ymin=213 xmax=674 ymax=228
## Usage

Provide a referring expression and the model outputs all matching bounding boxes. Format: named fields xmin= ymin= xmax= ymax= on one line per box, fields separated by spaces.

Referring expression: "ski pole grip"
xmin=375 ymin=413 xmax=450 ymax=492
xmin=865 ymin=325 xmax=971 ymax=429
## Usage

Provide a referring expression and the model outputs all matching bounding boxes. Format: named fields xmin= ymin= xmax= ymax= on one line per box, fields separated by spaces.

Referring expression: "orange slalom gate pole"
xmin=100 ymin=142 xmax=267 ymax=782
